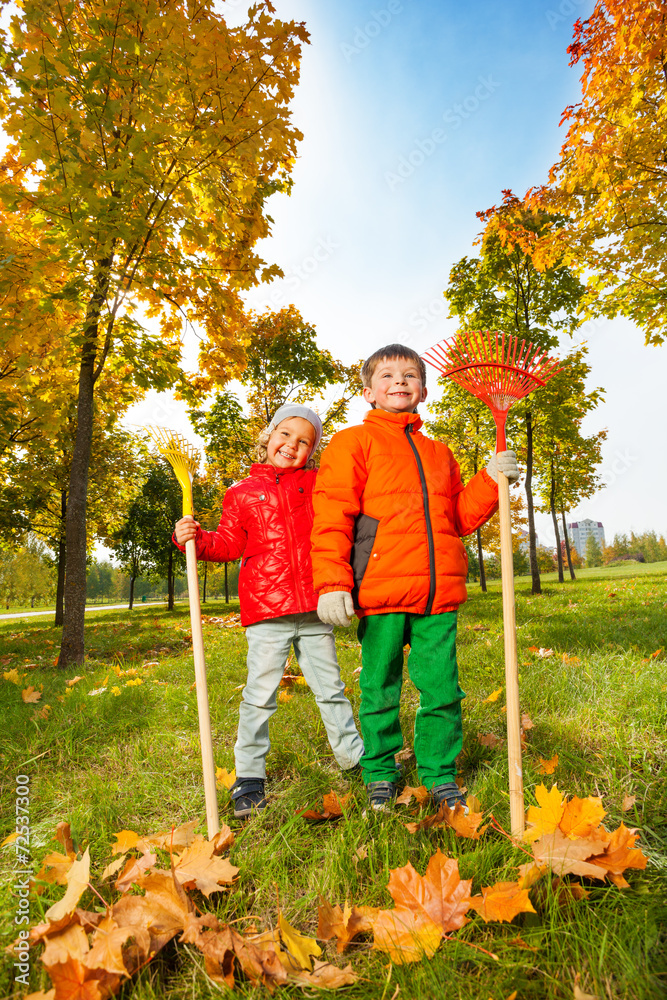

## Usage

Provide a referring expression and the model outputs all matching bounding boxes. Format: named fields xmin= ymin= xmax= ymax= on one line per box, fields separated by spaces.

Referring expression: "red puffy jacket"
xmin=174 ymin=464 xmax=318 ymax=627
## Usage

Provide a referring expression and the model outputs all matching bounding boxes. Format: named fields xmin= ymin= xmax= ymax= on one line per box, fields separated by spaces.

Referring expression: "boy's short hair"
xmin=361 ymin=344 xmax=427 ymax=388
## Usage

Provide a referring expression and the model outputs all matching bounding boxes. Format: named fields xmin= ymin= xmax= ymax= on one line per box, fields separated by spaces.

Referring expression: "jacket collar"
xmin=363 ymin=409 xmax=423 ymax=432
xmin=249 ymin=463 xmax=307 ymax=479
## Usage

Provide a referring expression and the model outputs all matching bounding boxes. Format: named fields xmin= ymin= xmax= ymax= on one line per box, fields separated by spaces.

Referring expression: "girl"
xmin=174 ymin=403 xmax=363 ymax=818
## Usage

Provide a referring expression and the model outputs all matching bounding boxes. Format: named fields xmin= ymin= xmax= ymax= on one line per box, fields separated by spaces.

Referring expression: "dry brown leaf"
xmin=66 ymin=676 xmax=85 ymax=687
xmin=318 ymin=898 xmax=378 ymax=952
xmin=516 ymin=862 xmax=547 ymax=889
xmin=42 ymin=955 xmax=122 ymax=1000
xmin=115 ymin=851 xmax=156 ymax=892
xmin=621 ymin=794 xmax=637 ymax=812
xmin=405 ymin=801 xmax=488 ymax=840
xmin=354 ymin=845 xmax=368 ymax=864
xmin=509 ymin=934 xmax=538 ymax=952
xmin=521 ymin=713 xmax=535 ymax=730
xmin=40 ymin=924 xmax=89 ymax=967
xmin=22 ymin=685 xmax=42 ymax=703
xmin=530 ymin=829 xmax=608 ymax=879
xmin=574 ymin=972 xmax=604 ymax=1000
xmin=82 ymin=914 xmax=133 ymax=977
xmin=468 ymin=881 xmax=536 ymax=922
xmin=144 ymin=819 xmax=199 ymax=851
xmin=23 ymin=991 xmax=56 ymax=999
xmin=298 ymin=790 xmax=351 ymax=821
xmin=372 ymin=907 xmax=442 ymax=964
xmin=172 ymin=836 xmax=239 ymax=896
xmin=114 ymin=870 xmax=192 ymax=960
xmin=292 ymin=958 xmax=358 ymax=988
xmin=209 ymin=823 xmax=235 ymax=854
xmin=396 ymin=785 xmax=429 ymax=806
xmin=478 ymin=733 xmax=503 ymax=748
xmin=45 ymin=849 xmax=90 ymax=922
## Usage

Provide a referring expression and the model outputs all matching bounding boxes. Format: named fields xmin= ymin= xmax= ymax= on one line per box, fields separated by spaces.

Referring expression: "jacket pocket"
xmin=350 ymin=513 xmax=380 ymax=605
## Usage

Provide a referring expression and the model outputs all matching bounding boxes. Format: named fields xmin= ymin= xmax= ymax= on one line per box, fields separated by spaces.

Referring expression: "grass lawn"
xmin=1 ymin=566 xmax=666 ymax=998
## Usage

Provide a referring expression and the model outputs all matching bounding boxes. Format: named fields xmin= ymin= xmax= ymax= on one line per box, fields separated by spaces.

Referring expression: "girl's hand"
xmin=174 ymin=515 xmax=200 ymax=543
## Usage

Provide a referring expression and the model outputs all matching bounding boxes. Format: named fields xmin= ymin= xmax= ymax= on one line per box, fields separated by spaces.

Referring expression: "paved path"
xmin=0 ymin=603 xmax=167 ymax=621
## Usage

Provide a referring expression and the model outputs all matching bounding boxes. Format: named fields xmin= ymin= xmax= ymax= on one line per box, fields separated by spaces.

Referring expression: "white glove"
xmin=486 ymin=450 xmax=520 ymax=485
xmin=317 ymin=591 xmax=355 ymax=627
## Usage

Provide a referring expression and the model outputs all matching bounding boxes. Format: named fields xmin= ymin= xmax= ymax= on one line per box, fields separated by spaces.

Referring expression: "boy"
xmin=311 ymin=344 xmax=518 ymax=811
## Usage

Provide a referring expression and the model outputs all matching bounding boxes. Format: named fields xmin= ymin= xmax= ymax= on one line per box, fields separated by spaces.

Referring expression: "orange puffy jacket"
xmin=311 ymin=409 xmax=499 ymax=617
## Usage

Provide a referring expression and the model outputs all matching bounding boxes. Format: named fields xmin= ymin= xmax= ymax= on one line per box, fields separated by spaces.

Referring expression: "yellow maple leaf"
xmin=468 ymin=880 xmax=536 ymax=922
xmin=21 ymin=685 xmax=42 ymax=703
xmin=278 ymin=910 xmax=322 ymax=970
xmin=3 ymin=668 xmax=21 ymax=684
xmin=537 ymin=754 xmax=559 ymax=775
xmin=216 ymin=766 xmax=236 ymax=790
xmin=44 ymin=848 xmax=90 ymax=922
xmin=483 ymin=687 xmax=503 ymax=703
xmin=525 ymin=784 xmax=565 ymax=842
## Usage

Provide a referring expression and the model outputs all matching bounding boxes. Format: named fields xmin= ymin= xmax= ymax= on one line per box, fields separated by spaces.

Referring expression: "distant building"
xmin=566 ymin=519 xmax=605 ymax=554
xmin=517 ymin=528 xmax=534 ymax=554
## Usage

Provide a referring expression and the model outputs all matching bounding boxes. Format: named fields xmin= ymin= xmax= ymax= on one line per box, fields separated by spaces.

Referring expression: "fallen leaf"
xmin=215 ymin=767 xmax=236 ymax=791
xmin=172 ymin=836 xmax=239 ymax=896
xmin=110 ymin=830 xmax=141 ymax=855
xmin=1 ymin=831 xmax=18 ymax=847
xmin=45 ymin=849 xmax=91 ymax=922
xmin=22 ymin=685 xmax=42 ymax=703
xmin=621 ymin=794 xmax=637 ymax=812
xmin=574 ymin=972 xmax=604 ymax=999
xmin=559 ymin=796 xmax=607 ymax=840
xmin=386 ymin=850 xmax=472 ymax=935
xmin=354 ymin=845 xmax=368 ymax=864
xmin=40 ymin=923 xmax=90 ymax=966
xmin=144 ymin=819 xmax=199 ymax=851
xmin=35 ymin=851 xmax=75 ymax=886
xmin=521 ymin=713 xmax=535 ymax=730
xmin=478 ymin=733 xmax=503 ymax=748
xmin=41 ymin=956 xmax=121 ymax=1000
xmin=524 ymin=784 xmax=564 ymax=842
xmin=396 ymin=785 xmax=429 ymax=806
xmin=372 ymin=907 xmax=442 ymax=964
xmin=530 ymin=829 xmax=607 ymax=879
xmin=278 ymin=911 xmax=322 ymax=970
xmin=278 ymin=689 xmax=292 ymax=703
xmin=405 ymin=801 xmax=488 ymax=840
xmin=588 ymin=823 xmax=648 ymax=880
xmin=100 ymin=857 xmax=126 ymax=881
xmin=114 ymin=871 xmax=189 ymax=960
xmin=292 ymin=958 xmax=359 ymax=988
xmin=509 ymin=934 xmax=538 ymax=952
xmin=298 ymin=790 xmax=351 ymax=821
xmin=83 ymin=914 xmax=133 ymax=976
xmin=318 ymin=898 xmax=378 ymax=952
xmin=468 ymin=881 xmax=536 ymax=922
xmin=483 ymin=687 xmax=503 ymax=703
xmin=66 ymin=676 xmax=84 ymax=687
xmin=3 ymin=668 xmax=21 ymax=684
xmin=537 ymin=754 xmax=559 ymax=775
xmin=115 ymin=851 xmax=157 ymax=892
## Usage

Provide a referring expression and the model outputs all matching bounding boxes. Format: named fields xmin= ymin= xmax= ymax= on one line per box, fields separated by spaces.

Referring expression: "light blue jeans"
xmin=235 ymin=612 xmax=364 ymax=778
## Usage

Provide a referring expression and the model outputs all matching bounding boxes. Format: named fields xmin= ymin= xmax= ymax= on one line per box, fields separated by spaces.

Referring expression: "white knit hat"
xmin=268 ymin=404 xmax=323 ymax=456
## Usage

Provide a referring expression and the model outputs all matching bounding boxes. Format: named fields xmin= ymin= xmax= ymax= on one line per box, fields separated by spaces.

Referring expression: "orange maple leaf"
xmin=115 ymin=851 xmax=157 ymax=892
xmin=298 ymin=790 xmax=351 ymax=821
xmin=559 ymin=795 xmax=607 ymax=840
xmin=588 ymin=823 xmax=648 ymax=883
xmin=22 ymin=685 xmax=42 ymax=703
xmin=172 ymin=836 xmax=239 ymax=896
xmin=405 ymin=800 xmax=488 ymax=840
xmin=396 ymin=784 xmax=429 ymax=806
xmin=386 ymin=850 xmax=473 ymax=934
xmin=317 ymin=898 xmax=378 ymax=952
xmin=468 ymin=880 xmax=536 ymax=922
xmin=537 ymin=754 xmax=559 ymax=775
xmin=82 ymin=915 xmax=133 ymax=977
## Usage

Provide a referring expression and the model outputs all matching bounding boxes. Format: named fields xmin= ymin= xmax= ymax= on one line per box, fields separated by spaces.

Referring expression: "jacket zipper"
xmin=405 ymin=423 xmax=436 ymax=615
xmin=275 ymin=474 xmax=306 ymax=611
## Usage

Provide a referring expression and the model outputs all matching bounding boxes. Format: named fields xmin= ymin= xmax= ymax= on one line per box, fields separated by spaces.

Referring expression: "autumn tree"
xmin=586 ymin=533 xmax=603 ymax=568
xmin=531 ymin=350 xmax=605 ymax=584
xmin=536 ymin=1 xmax=667 ymax=344
xmin=0 ymin=0 xmax=308 ymax=666
xmin=445 ymin=190 xmax=586 ymax=595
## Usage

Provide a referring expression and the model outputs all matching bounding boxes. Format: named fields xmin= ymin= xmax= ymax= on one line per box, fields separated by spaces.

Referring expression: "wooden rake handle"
xmin=185 ymin=538 xmax=219 ymax=839
xmin=497 ymin=470 xmax=525 ymax=838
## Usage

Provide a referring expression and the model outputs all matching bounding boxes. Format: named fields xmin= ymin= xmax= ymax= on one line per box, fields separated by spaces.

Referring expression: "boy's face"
xmin=266 ymin=417 xmax=315 ymax=469
xmin=363 ymin=356 xmax=427 ymax=413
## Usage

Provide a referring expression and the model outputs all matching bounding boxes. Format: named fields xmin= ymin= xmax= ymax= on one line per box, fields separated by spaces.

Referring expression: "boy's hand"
xmin=486 ymin=450 xmax=520 ymax=485
xmin=174 ymin=515 xmax=200 ymax=544
xmin=317 ymin=591 xmax=354 ymax=628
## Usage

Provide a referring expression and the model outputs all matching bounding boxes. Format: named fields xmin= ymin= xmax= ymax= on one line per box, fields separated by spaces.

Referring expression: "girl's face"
xmin=265 ymin=417 xmax=316 ymax=470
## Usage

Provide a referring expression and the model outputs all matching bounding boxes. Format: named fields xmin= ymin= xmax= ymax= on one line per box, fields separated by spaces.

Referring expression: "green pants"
xmin=357 ymin=611 xmax=464 ymax=788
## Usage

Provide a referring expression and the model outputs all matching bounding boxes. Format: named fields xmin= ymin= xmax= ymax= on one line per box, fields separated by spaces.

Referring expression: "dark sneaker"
xmin=431 ymin=781 xmax=469 ymax=814
xmin=366 ymin=780 xmax=398 ymax=812
xmin=230 ymin=777 xmax=267 ymax=819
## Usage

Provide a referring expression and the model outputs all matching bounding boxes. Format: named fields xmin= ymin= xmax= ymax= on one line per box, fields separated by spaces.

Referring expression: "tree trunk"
xmin=167 ymin=549 xmax=175 ymax=611
xmin=550 ymin=469 xmax=564 ymax=583
xmin=58 ymin=265 xmax=112 ymax=667
xmin=129 ymin=575 xmax=135 ymax=610
xmin=561 ymin=507 xmax=576 ymax=580
xmin=476 ymin=528 xmax=487 ymax=592
xmin=225 ymin=562 xmax=229 ymax=603
xmin=55 ymin=494 xmax=67 ymax=627
xmin=524 ymin=409 xmax=541 ymax=595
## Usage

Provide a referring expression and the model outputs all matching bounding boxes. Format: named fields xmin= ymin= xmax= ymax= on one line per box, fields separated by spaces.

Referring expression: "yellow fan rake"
xmin=148 ymin=426 xmax=219 ymax=838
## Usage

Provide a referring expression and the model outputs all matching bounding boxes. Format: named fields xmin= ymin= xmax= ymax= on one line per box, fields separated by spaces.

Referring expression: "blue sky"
xmin=130 ymin=0 xmax=667 ymax=547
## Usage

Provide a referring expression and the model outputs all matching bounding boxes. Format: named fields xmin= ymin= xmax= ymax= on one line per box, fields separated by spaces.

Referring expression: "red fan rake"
xmin=422 ymin=330 xmax=560 ymax=837
xmin=422 ymin=330 xmax=561 ymax=452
